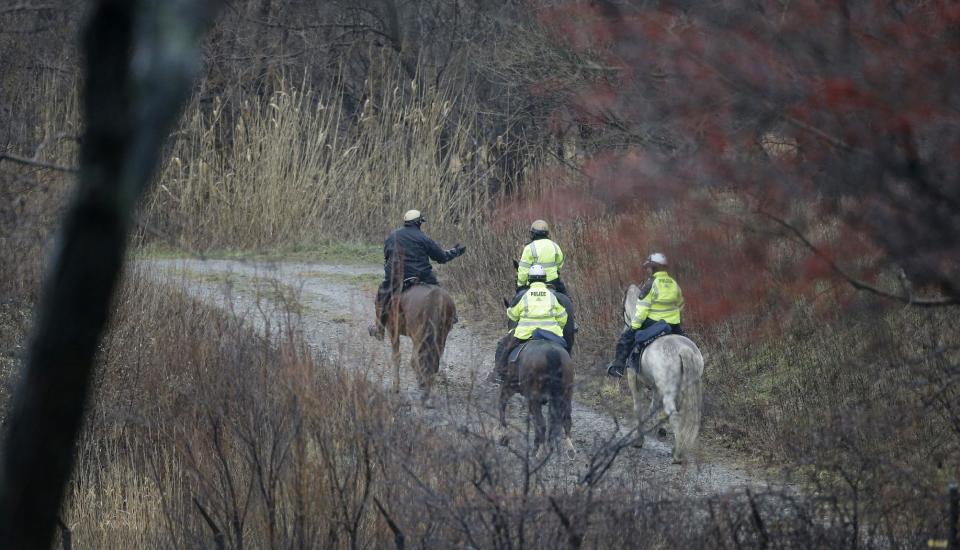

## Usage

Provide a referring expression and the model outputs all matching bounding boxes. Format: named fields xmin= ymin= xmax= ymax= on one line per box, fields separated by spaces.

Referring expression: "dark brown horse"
xmin=388 ymin=284 xmax=457 ymax=408
xmin=496 ymin=338 xmax=576 ymax=459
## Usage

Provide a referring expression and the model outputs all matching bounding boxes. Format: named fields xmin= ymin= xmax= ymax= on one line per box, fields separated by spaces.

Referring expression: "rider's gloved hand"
xmin=453 ymin=243 xmax=466 ymax=256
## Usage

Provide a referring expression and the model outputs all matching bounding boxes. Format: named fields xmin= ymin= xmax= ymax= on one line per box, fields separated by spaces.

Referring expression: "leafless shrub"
xmin=45 ymin=266 xmax=947 ymax=548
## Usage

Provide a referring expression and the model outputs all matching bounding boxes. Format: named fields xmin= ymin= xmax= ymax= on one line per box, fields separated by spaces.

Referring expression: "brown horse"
xmin=387 ymin=284 xmax=457 ymax=408
xmin=496 ymin=338 xmax=576 ymax=459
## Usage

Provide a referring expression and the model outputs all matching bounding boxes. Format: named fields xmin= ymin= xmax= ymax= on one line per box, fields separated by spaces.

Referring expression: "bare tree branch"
xmin=0 ymin=152 xmax=77 ymax=173
xmin=760 ymin=210 xmax=959 ymax=307
xmin=373 ymin=496 xmax=405 ymax=550
xmin=193 ymin=497 xmax=226 ymax=550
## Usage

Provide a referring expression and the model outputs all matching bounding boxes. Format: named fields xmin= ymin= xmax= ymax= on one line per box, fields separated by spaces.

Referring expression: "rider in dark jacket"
xmin=369 ymin=209 xmax=466 ymax=339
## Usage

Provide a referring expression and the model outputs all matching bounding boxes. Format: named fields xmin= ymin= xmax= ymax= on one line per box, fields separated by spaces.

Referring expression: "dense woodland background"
xmin=1 ymin=0 xmax=959 ymax=547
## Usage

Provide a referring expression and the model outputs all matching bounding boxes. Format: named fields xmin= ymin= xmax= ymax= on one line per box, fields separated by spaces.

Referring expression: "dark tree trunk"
xmin=0 ymin=1 xmax=218 ymax=548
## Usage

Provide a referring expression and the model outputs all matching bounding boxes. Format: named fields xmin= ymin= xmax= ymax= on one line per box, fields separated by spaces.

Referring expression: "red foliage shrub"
xmin=512 ymin=0 xmax=960 ymax=328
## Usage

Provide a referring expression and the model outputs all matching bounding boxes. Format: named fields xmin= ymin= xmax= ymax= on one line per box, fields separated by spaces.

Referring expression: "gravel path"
xmin=144 ymin=258 xmax=781 ymax=498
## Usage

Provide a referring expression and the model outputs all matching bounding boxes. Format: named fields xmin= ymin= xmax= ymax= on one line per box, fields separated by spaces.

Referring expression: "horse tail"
xmin=674 ymin=344 xmax=703 ymax=459
xmin=545 ymin=345 xmax=569 ymax=443
xmin=545 ymin=346 xmax=565 ymax=399
xmin=418 ymin=287 xmax=456 ymax=371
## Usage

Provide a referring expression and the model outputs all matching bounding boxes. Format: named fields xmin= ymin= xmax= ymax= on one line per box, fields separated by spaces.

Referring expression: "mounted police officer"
xmin=517 ymin=220 xmax=566 ymax=295
xmin=369 ymin=209 xmax=466 ymax=340
xmin=490 ymin=264 xmax=569 ymax=386
xmin=606 ymin=253 xmax=685 ymax=378
xmin=513 ymin=219 xmax=576 ymax=353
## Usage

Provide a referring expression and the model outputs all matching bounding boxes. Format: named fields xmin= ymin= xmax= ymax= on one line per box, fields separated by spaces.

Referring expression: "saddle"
xmin=508 ymin=329 xmax=568 ymax=364
xmin=627 ymin=320 xmax=672 ymax=371
xmin=508 ymin=342 xmax=529 ymax=364
xmin=634 ymin=320 xmax=672 ymax=347
xmin=401 ymin=276 xmax=422 ymax=291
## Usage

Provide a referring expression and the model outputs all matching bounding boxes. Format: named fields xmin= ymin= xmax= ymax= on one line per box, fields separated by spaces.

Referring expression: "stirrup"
xmin=606 ymin=361 xmax=624 ymax=378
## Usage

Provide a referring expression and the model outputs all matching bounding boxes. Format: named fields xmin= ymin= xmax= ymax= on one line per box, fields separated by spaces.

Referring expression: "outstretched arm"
xmin=423 ymin=235 xmax=464 ymax=264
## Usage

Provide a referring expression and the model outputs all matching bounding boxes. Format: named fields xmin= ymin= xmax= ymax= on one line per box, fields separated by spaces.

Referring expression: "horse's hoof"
xmin=671 ymin=455 xmax=684 ymax=465
xmin=657 ymin=427 xmax=668 ymax=439
xmin=498 ymin=434 xmax=509 ymax=446
xmin=421 ymin=396 xmax=436 ymax=409
xmin=632 ymin=435 xmax=645 ymax=449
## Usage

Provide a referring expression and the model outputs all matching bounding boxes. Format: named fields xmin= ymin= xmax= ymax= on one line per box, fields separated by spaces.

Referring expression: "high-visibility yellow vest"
xmin=631 ymin=271 xmax=684 ymax=328
xmin=507 ymin=282 xmax=568 ymax=339
xmin=517 ymin=238 xmax=564 ymax=286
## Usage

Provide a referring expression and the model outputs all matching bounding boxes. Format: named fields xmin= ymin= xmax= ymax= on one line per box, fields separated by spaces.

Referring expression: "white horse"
xmin=622 ymin=284 xmax=705 ymax=464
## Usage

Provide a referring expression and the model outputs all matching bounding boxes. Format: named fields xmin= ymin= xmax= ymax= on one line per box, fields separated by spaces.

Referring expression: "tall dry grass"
xmin=0 ymin=76 xmax=80 ymax=303
xmin=143 ymin=68 xmax=514 ymax=249
xmin=0 ymin=77 xmax=81 ymax=420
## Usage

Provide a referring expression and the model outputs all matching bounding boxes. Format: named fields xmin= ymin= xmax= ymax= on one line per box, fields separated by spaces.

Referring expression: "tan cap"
xmin=403 ymin=209 xmax=422 ymax=222
xmin=530 ymin=219 xmax=549 ymax=232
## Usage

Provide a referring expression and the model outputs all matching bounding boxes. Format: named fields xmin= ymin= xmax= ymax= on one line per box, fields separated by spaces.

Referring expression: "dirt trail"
xmin=144 ymin=257 xmax=780 ymax=497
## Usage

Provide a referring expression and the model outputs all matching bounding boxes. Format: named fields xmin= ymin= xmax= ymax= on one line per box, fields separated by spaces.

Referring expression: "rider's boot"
xmin=606 ymin=359 xmax=625 ymax=378
xmin=606 ymin=327 xmax=637 ymax=378
xmin=371 ymin=281 xmax=391 ymax=341
xmin=489 ymin=336 xmax=514 ymax=386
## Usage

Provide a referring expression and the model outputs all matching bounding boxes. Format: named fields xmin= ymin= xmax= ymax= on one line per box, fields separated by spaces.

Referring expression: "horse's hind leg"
xmin=661 ymin=387 xmax=679 ymax=433
xmin=548 ymin=392 xmax=563 ymax=450
xmin=416 ymin=323 xmax=440 ymax=409
xmin=497 ymin=386 xmax=510 ymax=446
xmin=389 ymin=330 xmax=402 ymax=394
xmin=528 ymin=395 xmax=548 ymax=460
xmin=559 ymin=386 xmax=575 ymax=459
xmin=648 ymin=387 xmax=663 ymax=426
xmin=660 ymin=385 xmax=685 ymax=462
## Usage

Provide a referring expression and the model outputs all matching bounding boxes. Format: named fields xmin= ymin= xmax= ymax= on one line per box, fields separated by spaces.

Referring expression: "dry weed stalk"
xmin=143 ymin=69 xmax=504 ymax=249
